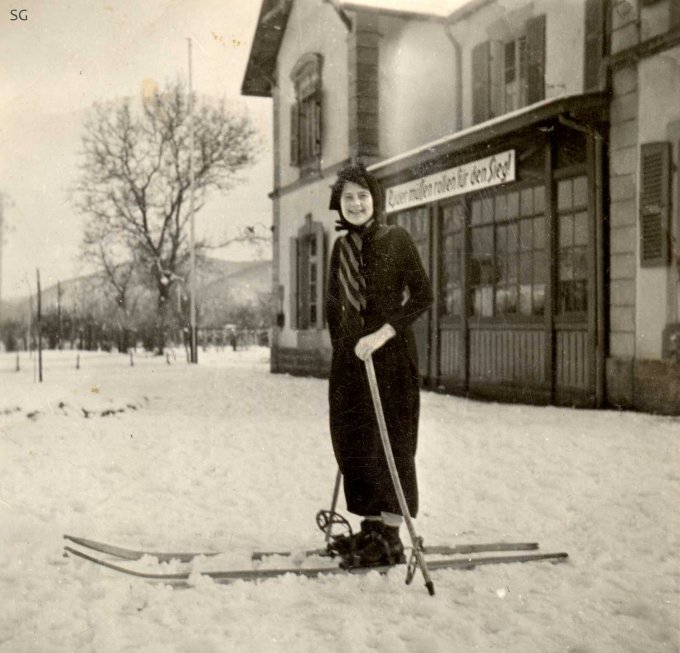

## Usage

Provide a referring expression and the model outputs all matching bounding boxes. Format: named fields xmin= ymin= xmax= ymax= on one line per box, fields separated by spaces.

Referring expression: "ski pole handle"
xmin=364 ymin=355 xmax=435 ymax=596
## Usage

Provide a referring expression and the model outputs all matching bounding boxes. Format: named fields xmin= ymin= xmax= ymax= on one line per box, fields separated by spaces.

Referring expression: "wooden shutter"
xmin=313 ymin=90 xmax=322 ymax=158
xmin=472 ymin=41 xmax=490 ymax=124
xmin=313 ymin=223 xmax=326 ymax=326
xmin=671 ymin=0 xmax=680 ymax=28
xmin=584 ymin=0 xmax=605 ymax=92
xmin=639 ymin=142 xmax=671 ymax=267
xmin=290 ymin=103 xmax=299 ymax=166
xmin=289 ymin=237 xmax=299 ymax=328
xmin=299 ymin=236 xmax=311 ymax=329
xmin=489 ymin=40 xmax=504 ymax=118
xmin=526 ymin=15 xmax=546 ymax=104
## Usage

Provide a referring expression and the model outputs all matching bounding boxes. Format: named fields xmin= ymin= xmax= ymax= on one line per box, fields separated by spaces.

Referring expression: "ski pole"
xmin=364 ymin=355 xmax=435 ymax=596
xmin=325 ymin=468 xmax=343 ymax=544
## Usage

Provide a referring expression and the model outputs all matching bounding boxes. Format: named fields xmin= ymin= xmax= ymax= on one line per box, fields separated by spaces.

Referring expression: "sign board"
xmin=384 ymin=149 xmax=516 ymax=213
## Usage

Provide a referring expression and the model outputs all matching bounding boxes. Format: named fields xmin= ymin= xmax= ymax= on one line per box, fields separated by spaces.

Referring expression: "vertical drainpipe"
xmin=270 ymin=79 xmax=281 ymax=373
xmin=594 ymin=130 xmax=606 ymax=406
xmin=444 ymin=22 xmax=464 ymax=388
xmin=444 ymin=25 xmax=464 ymax=132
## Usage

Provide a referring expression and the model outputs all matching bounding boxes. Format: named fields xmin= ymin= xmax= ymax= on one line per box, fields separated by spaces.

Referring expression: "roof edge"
xmin=241 ymin=0 xmax=293 ymax=98
xmin=340 ymin=1 xmax=445 ymax=21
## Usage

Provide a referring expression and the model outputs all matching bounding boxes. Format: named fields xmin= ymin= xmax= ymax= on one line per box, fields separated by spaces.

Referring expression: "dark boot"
xmin=353 ymin=523 xmax=405 ymax=568
xmin=327 ymin=519 xmax=381 ymax=562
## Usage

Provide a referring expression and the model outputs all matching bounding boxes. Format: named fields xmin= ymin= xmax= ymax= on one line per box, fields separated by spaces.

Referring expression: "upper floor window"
xmin=472 ymin=14 xmax=546 ymax=125
xmin=290 ymin=54 xmax=323 ymax=172
xmin=503 ymin=36 xmax=528 ymax=113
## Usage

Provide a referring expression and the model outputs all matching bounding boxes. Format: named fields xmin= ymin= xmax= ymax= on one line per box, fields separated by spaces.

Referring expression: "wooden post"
xmin=130 ymin=350 xmax=134 ymax=367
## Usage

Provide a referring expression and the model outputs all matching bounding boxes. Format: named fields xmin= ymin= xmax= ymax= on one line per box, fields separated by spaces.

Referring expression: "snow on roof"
xmin=339 ymin=0 xmax=469 ymax=17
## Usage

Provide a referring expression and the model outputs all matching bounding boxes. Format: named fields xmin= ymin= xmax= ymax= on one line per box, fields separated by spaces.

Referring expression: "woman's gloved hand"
xmin=354 ymin=323 xmax=397 ymax=361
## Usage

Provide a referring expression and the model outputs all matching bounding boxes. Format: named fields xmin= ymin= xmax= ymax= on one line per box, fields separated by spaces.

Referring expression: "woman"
xmin=325 ymin=163 xmax=433 ymax=567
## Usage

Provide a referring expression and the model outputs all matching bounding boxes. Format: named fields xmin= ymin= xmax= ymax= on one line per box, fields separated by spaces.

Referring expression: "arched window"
xmin=290 ymin=54 xmax=323 ymax=172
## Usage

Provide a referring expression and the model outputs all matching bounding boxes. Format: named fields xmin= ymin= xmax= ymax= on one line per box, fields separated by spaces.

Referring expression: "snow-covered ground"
xmin=0 ymin=347 xmax=677 ymax=653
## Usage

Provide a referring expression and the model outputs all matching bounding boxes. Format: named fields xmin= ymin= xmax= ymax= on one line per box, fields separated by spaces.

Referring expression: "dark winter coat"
xmin=326 ymin=221 xmax=433 ymax=517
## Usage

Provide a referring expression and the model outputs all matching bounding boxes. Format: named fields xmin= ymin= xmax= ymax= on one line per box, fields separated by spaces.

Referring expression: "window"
xmin=470 ymin=186 xmax=546 ymax=318
xmin=557 ymin=176 xmax=589 ymax=313
xmin=472 ymin=14 xmax=545 ymax=124
xmin=395 ymin=207 xmax=430 ymax=268
xmin=290 ymin=54 xmax=323 ymax=171
xmin=290 ymin=217 xmax=325 ymax=330
xmin=503 ymin=36 xmax=528 ymax=113
xmin=440 ymin=201 xmax=465 ymax=318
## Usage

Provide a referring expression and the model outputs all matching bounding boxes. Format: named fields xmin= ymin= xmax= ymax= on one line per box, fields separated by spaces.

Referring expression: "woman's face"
xmin=340 ymin=181 xmax=374 ymax=227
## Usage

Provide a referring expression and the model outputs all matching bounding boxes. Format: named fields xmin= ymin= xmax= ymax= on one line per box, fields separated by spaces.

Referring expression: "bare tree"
xmin=73 ymin=80 xmax=260 ymax=351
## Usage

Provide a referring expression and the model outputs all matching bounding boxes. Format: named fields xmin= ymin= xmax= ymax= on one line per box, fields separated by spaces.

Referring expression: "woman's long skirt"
xmin=328 ymin=335 xmax=420 ymax=517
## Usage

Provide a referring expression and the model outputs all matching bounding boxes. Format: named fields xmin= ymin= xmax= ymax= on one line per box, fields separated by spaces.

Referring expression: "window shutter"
xmin=671 ymin=0 xmax=680 ymax=28
xmin=584 ymin=0 xmax=605 ymax=92
xmin=472 ymin=41 xmax=491 ymax=124
xmin=640 ymin=142 xmax=671 ymax=267
xmin=289 ymin=237 xmax=299 ymax=328
xmin=290 ymin=103 xmax=299 ymax=166
xmin=526 ymin=14 xmax=546 ymax=104
xmin=298 ymin=237 xmax=310 ymax=329
xmin=313 ymin=90 xmax=323 ymax=158
xmin=314 ymin=223 xmax=326 ymax=326
xmin=489 ymin=40 xmax=504 ymax=118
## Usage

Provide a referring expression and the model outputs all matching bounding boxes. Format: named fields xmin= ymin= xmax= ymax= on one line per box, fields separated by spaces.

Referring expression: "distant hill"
xmin=199 ymin=259 xmax=273 ymax=328
xmin=1 ymin=258 xmax=272 ymax=325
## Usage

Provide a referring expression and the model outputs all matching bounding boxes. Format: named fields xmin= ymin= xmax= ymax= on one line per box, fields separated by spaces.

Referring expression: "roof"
xmin=241 ymin=0 xmax=477 ymax=98
xmin=367 ymin=92 xmax=610 ymax=180
xmin=241 ymin=0 xmax=294 ymax=98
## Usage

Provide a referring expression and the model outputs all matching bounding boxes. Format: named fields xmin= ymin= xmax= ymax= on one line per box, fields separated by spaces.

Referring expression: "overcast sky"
xmin=0 ymin=0 xmax=274 ymax=301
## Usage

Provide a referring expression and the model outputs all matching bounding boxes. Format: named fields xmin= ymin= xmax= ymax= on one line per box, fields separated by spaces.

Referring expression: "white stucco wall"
xmin=277 ymin=176 xmax=339 ymax=348
xmin=377 ymin=17 xmax=458 ymax=157
xmin=636 ymin=46 xmax=680 ymax=359
xmin=538 ymin=0 xmax=584 ymax=98
xmin=277 ymin=0 xmax=350 ymax=190
xmin=274 ymin=0 xmax=351 ymax=347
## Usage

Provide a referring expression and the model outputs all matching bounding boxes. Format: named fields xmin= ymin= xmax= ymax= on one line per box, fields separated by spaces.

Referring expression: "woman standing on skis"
xmin=325 ymin=162 xmax=433 ymax=567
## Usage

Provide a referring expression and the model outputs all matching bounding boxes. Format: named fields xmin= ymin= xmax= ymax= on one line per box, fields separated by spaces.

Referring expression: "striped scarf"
xmin=337 ymin=230 xmax=366 ymax=330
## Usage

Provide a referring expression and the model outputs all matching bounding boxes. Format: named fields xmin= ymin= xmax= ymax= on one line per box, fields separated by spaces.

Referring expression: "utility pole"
xmin=0 ymin=195 xmax=4 ymax=327
xmin=37 ymin=269 xmax=43 ymax=382
xmin=187 ymin=37 xmax=198 ymax=364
